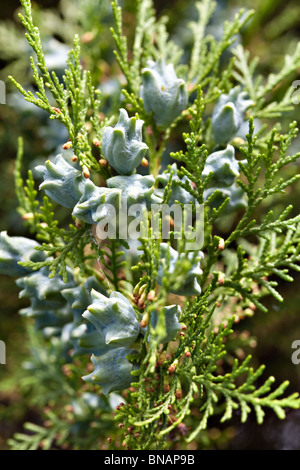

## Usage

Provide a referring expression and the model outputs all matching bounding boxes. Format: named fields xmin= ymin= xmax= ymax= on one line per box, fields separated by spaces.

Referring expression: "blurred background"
xmin=0 ymin=0 xmax=300 ymax=450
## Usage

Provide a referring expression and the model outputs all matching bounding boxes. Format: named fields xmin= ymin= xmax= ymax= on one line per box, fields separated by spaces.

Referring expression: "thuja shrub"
xmin=2 ymin=0 xmax=300 ymax=450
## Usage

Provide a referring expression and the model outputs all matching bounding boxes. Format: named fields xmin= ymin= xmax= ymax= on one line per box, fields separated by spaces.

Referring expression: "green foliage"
xmin=2 ymin=0 xmax=300 ymax=451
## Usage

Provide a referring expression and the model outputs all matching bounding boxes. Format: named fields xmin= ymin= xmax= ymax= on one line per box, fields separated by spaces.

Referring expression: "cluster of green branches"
xmin=3 ymin=0 xmax=300 ymax=451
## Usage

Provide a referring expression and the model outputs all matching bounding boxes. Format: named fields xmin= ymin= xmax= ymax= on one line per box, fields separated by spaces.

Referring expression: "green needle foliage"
xmin=2 ymin=0 xmax=300 ymax=451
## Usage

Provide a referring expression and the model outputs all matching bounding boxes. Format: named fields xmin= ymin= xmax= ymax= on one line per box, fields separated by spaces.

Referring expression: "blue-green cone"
xmin=63 ymin=321 xmax=119 ymax=357
xmin=0 ymin=231 xmax=46 ymax=277
xmin=72 ymin=179 xmax=121 ymax=225
xmin=202 ymin=145 xmax=242 ymax=187
xmin=16 ymin=267 xmax=75 ymax=337
xmin=61 ymin=276 xmax=107 ymax=317
xmin=211 ymin=86 xmax=253 ymax=145
xmin=102 ymin=108 xmax=148 ymax=175
xmin=155 ymin=163 xmax=195 ymax=205
xmin=157 ymin=243 xmax=204 ymax=296
xmin=204 ymin=183 xmax=247 ymax=213
xmin=150 ymin=305 xmax=182 ymax=344
xmin=20 ymin=301 xmax=72 ymax=331
xmin=107 ymin=174 xmax=161 ymax=209
xmin=35 ymin=151 xmax=86 ymax=208
xmin=83 ymin=290 xmax=140 ymax=348
xmin=14 ymin=265 xmax=75 ymax=339
xmin=203 ymin=145 xmax=247 ymax=213
xmin=71 ymin=392 xmax=110 ymax=419
xmin=16 ymin=266 xmax=75 ymax=301
xmin=140 ymin=59 xmax=188 ymax=128
xmin=82 ymin=347 xmax=139 ymax=395
xmin=61 ymin=278 xmax=110 ymax=357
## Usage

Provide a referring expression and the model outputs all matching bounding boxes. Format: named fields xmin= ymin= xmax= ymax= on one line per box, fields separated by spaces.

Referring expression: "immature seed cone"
xmin=0 ymin=231 xmax=46 ymax=277
xmin=83 ymin=290 xmax=141 ymax=348
xmin=35 ymin=152 xmax=86 ymax=209
xmin=102 ymin=108 xmax=148 ymax=175
xmin=211 ymin=86 xmax=253 ymax=145
xmin=140 ymin=59 xmax=188 ymax=128
xmin=82 ymin=347 xmax=139 ymax=396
